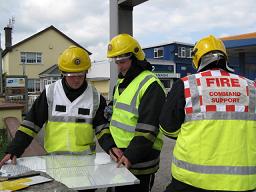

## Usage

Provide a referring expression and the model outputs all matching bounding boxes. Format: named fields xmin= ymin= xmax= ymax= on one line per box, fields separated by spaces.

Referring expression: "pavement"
xmin=96 ymin=136 xmax=176 ymax=192
xmin=151 ymin=137 xmax=175 ymax=192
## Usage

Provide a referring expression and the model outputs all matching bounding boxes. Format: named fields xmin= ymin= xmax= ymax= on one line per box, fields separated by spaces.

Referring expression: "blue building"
xmin=143 ymin=33 xmax=256 ymax=91
xmin=221 ymin=32 xmax=256 ymax=81
xmin=143 ymin=42 xmax=196 ymax=90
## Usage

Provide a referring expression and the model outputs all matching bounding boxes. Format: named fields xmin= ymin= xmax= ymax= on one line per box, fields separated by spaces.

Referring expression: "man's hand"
xmin=109 ymin=147 xmax=123 ymax=162
xmin=0 ymin=154 xmax=17 ymax=169
xmin=117 ymin=155 xmax=131 ymax=169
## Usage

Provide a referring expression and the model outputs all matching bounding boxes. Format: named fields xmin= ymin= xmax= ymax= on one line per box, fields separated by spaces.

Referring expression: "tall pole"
xmin=109 ymin=0 xmax=148 ymax=99
xmin=22 ymin=61 xmax=26 ymax=76
xmin=0 ymin=33 xmax=3 ymax=95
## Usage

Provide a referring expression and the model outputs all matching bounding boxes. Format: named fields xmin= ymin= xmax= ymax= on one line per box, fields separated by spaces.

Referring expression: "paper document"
xmin=0 ymin=175 xmax=52 ymax=191
xmin=94 ymin=152 xmax=112 ymax=165
xmin=0 ymin=164 xmax=31 ymax=177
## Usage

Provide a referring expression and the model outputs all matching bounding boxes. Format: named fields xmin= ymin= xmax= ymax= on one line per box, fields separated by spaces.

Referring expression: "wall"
xmin=89 ymin=80 xmax=110 ymax=99
xmin=144 ymin=43 xmax=195 ymax=78
xmin=0 ymin=105 xmax=23 ymax=129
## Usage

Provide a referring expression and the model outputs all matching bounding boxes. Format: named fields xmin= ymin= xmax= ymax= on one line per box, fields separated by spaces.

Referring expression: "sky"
xmin=0 ymin=0 xmax=255 ymax=62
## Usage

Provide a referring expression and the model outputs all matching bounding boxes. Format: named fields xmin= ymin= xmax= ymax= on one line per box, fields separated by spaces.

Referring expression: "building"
xmin=143 ymin=42 xmax=196 ymax=90
xmin=39 ymin=60 xmax=110 ymax=99
xmin=87 ymin=60 xmax=110 ymax=99
xmin=2 ymin=25 xmax=91 ymax=94
xmin=221 ymin=32 xmax=256 ymax=81
xmin=143 ymin=33 xmax=256 ymax=88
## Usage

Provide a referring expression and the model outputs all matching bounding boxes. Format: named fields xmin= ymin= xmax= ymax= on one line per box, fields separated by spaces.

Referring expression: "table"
xmin=1 ymin=152 xmax=139 ymax=190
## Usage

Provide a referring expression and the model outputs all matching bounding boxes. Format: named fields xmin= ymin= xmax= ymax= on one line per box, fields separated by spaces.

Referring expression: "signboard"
xmin=154 ymin=73 xmax=180 ymax=78
xmin=152 ymin=64 xmax=174 ymax=73
xmin=6 ymin=77 xmax=26 ymax=87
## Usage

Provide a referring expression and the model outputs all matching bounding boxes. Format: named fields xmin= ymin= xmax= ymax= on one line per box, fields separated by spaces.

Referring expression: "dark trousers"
xmin=164 ymin=177 xmax=255 ymax=192
xmin=109 ymin=173 xmax=155 ymax=192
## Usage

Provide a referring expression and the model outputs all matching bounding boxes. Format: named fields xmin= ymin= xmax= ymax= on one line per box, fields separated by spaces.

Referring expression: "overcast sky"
xmin=0 ymin=0 xmax=255 ymax=61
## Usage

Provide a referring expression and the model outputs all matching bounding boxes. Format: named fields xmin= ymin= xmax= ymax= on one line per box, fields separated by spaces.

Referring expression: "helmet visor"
xmin=110 ymin=53 xmax=132 ymax=64
xmin=62 ymin=72 xmax=86 ymax=77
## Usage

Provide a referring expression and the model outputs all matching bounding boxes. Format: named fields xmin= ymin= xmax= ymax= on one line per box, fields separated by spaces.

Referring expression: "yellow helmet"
xmin=192 ymin=35 xmax=227 ymax=70
xmin=107 ymin=34 xmax=145 ymax=61
xmin=58 ymin=46 xmax=91 ymax=73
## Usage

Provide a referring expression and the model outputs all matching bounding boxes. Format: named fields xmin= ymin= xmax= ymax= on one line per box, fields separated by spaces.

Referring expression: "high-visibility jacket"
xmin=110 ymin=70 xmax=164 ymax=175
xmin=43 ymin=79 xmax=100 ymax=154
xmin=172 ymin=69 xmax=256 ymax=191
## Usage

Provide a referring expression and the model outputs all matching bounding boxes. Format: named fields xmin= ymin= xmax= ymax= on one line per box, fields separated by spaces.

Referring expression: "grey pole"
xmin=109 ymin=0 xmax=147 ymax=99
xmin=0 ymin=33 xmax=3 ymax=95
xmin=22 ymin=61 xmax=26 ymax=76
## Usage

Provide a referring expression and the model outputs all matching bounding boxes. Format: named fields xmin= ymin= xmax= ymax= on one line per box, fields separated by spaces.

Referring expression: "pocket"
xmin=75 ymin=124 xmax=94 ymax=146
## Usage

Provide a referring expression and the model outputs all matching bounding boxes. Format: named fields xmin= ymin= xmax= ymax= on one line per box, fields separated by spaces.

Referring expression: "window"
xmin=41 ymin=77 xmax=61 ymax=92
xmin=189 ymin=48 xmax=193 ymax=58
xmin=20 ymin=52 xmax=42 ymax=64
xmin=178 ymin=47 xmax=193 ymax=58
xmin=178 ymin=47 xmax=186 ymax=58
xmin=154 ymin=47 xmax=164 ymax=58
xmin=27 ymin=79 xmax=40 ymax=93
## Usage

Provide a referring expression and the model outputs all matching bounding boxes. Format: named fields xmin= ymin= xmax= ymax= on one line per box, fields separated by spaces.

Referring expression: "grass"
xmin=0 ymin=129 xmax=8 ymax=159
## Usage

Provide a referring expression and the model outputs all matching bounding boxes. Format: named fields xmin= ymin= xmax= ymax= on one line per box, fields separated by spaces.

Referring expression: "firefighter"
xmin=0 ymin=46 xmax=108 ymax=167
xmin=159 ymin=35 xmax=256 ymax=192
xmin=97 ymin=34 xmax=166 ymax=192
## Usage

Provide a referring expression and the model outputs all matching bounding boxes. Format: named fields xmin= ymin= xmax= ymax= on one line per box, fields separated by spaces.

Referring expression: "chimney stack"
xmin=4 ymin=26 xmax=12 ymax=49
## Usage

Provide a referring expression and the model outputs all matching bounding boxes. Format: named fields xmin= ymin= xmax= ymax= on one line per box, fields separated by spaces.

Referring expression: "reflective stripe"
xmin=185 ymin=111 xmax=256 ymax=122
xmin=129 ymin=165 xmax=159 ymax=175
xmin=248 ymin=82 xmax=256 ymax=113
xmin=111 ymin=120 xmax=135 ymax=132
xmin=18 ymin=126 xmax=36 ymax=137
xmin=49 ymin=116 xmax=93 ymax=123
xmin=115 ymin=102 xmax=138 ymax=115
xmin=136 ymin=123 xmax=158 ymax=133
xmin=22 ymin=120 xmax=41 ymax=133
xmin=130 ymin=75 xmax=154 ymax=109
xmin=95 ymin=123 xmax=109 ymax=133
xmin=188 ymin=75 xmax=200 ymax=113
xmin=112 ymin=75 xmax=156 ymax=133
xmin=135 ymin=132 xmax=156 ymax=143
xmin=173 ymin=155 xmax=256 ymax=175
xmin=115 ymin=75 xmax=154 ymax=116
xmin=92 ymin=85 xmax=100 ymax=118
xmin=46 ymin=83 xmax=55 ymax=119
xmin=160 ymin=125 xmax=180 ymax=138
xmin=49 ymin=144 xmax=96 ymax=155
xmin=131 ymin=157 xmax=160 ymax=169
xmin=96 ymin=128 xmax=111 ymax=140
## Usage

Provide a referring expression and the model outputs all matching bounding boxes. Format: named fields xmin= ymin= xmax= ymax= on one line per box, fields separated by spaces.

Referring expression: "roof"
xmin=224 ymin=38 xmax=256 ymax=49
xmin=221 ymin=32 xmax=256 ymax=52
xmin=39 ymin=64 xmax=60 ymax=77
xmin=2 ymin=25 xmax=91 ymax=57
xmin=147 ymin=58 xmax=175 ymax=65
xmin=87 ymin=60 xmax=110 ymax=79
xmin=39 ymin=60 xmax=110 ymax=80
xmin=143 ymin=41 xmax=194 ymax=50
xmin=221 ymin=32 xmax=256 ymax=41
